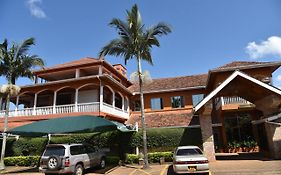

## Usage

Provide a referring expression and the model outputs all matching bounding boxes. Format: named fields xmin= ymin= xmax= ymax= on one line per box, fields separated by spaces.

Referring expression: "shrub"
xmin=126 ymin=154 xmax=140 ymax=164
xmin=126 ymin=152 xmax=173 ymax=164
xmin=148 ymin=152 xmax=173 ymax=163
xmin=4 ymin=127 xmax=202 ymax=157
xmin=4 ymin=156 xmax=40 ymax=166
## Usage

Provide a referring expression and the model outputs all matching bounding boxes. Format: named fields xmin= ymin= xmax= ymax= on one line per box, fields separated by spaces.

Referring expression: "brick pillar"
xmin=199 ymin=102 xmax=216 ymax=162
xmin=264 ymin=121 xmax=281 ymax=159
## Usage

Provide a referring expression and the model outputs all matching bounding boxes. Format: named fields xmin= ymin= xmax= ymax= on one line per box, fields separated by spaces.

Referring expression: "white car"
xmin=173 ymin=146 xmax=209 ymax=174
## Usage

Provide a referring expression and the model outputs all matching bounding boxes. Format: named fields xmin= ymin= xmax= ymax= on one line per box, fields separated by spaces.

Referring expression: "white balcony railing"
xmin=0 ymin=102 xmax=129 ymax=119
xmin=215 ymin=96 xmax=252 ymax=110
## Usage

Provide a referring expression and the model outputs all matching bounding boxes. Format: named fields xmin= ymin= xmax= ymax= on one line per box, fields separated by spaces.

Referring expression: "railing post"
xmin=33 ymin=93 xmax=38 ymax=115
xmin=75 ymin=89 xmax=78 ymax=112
xmin=15 ymin=96 xmax=19 ymax=116
xmin=53 ymin=91 xmax=57 ymax=114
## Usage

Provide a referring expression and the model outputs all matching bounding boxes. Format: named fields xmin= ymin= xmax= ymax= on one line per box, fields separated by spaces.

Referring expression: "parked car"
xmin=173 ymin=146 xmax=209 ymax=174
xmin=39 ymin=144 xmax=106 ymax=175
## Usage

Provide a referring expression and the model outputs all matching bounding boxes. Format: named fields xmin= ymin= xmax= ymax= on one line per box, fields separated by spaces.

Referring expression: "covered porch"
xmin=194 ymin=71 xmax=281 ymax=161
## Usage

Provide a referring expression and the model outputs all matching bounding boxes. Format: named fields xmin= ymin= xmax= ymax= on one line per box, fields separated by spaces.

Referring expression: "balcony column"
xmin=126 ymin=97 xmax=130 ymax=113
xmin=33 ymin=93 xmax=38 ymax=115
xmin=122 ymin=96 xmax=124 ymax=111
xmin=99 ymin=85 xmax=103 ymax=112
xmin=75 ymin=89 xmax=78 ymax=112
xmin=53 ymin=91 xmax=57 ymax=114
xmin=112 ymin=91 xmax=115 ymax=108
xmin=75 ymin=69 xmax=80 ymax=78
xmin=99 ymin=65 xmax=102 ymax=75
xmin=34 ymin=76 xmax=38 ymax=84
xmin=0 ymin=97 xmax=2 ymax=110
xmin=15 ymin=96 xmax=19 ymax=116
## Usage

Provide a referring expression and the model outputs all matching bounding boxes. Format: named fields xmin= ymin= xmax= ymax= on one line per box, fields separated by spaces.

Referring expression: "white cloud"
xmin=246 ymin=36 xmax=281 ymax=59
xmin=26 ymin=0 xmax=47 ymax=19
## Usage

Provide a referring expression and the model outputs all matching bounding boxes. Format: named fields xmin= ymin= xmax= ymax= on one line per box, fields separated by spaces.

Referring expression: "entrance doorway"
xmin=225 ymin=112 xmax=254 ymax=142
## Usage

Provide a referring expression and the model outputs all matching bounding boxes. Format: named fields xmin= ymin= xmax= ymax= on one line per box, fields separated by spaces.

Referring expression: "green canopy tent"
xmin=7 ymin=115 xmax=134 ymax=137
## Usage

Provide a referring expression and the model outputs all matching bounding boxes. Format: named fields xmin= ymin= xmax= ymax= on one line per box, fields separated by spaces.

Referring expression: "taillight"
xmin=65 ymin=157 xmax=70 ymax=167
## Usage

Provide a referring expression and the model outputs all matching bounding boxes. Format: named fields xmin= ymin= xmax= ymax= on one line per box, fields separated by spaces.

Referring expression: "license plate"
xmin=188 ymin=166 xmax=197 ymax=172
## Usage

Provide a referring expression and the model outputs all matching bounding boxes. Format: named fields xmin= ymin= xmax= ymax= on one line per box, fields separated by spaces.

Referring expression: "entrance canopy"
xmin=194 ymin=71 xmax=281 ymax=114
xmin=7 ymin=115 xmax=134 ymax=137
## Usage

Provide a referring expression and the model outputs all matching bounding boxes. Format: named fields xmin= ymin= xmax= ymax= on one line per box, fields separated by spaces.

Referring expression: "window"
xmin=176 ymin=148 xmax=203 ymax=156
xmin=70 ymin=145 xmax=86 ymax=155
xmin=192 ymin=94 xmax=204 ymax=106
xmin=171 ymin=96 xmax=184 ymax=108
xmin=132 ymin=100 xmax=141 ymax=111
xmin=151 ymin=98 xmax=163 ymax=110
xmin=44 ymin=146 xmax=65 ymax=156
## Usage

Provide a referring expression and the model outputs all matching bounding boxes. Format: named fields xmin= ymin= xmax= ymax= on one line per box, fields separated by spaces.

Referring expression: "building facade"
xmin=1 ymin=58 xmax=281 ymax=160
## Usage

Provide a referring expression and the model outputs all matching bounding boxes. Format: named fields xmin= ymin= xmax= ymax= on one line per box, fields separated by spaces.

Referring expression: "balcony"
xmin=215 ymin=96 xmax=254 ymax=110
xmin=0 ymin=102 xmax=129 ymax=119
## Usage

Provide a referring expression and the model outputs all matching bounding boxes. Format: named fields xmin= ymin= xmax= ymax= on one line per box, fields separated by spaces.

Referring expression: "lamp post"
xmin=0 ymin=84 xmax=20 ymax=170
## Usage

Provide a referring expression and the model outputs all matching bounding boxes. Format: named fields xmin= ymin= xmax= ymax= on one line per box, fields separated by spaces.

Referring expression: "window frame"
xmin=150 ymin=97 xmax=163 ymax=110
xmin=171 ymin=96 xmax=185 ymax=108
xmin=192 ymin=94 xmax=204 ymax=106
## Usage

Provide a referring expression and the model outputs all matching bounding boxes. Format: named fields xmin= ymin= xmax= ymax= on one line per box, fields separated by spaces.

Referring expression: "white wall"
xmin=78 ymin=90 xmax=98 ymax=103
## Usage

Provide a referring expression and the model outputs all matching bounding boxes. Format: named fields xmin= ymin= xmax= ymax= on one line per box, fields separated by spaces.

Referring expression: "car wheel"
xmin=99 ymin=157 xmax=106 ymax=169
xmin=47 ymin=155 xmax=61 ymax=170
xmin=74 ymin=164 xmax=84 ymax=175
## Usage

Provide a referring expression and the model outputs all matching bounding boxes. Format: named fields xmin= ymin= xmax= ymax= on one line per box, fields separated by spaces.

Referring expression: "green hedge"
xmin=126 ymin=152 xmax=173 ymax=164
xmin=3 ymin=127 xmax=202 ymax=157
xmin=4 ymin=156 xmax=40 ymax=166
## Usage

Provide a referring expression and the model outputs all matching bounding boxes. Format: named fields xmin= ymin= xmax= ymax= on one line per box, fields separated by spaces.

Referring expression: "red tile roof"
xmin=128 ymin=74 xmax=208 ymax=93
xmin=213 ymin=61 xmax=277 ymax=70
xmin=35 ymin=57 xmax=100 ymax=72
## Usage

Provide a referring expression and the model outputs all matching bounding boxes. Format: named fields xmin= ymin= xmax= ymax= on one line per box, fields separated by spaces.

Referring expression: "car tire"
xmin=47 ymin=155 xmax=62 ymax=170
xmin=74 ymin=164 xmax=84 ymax=175
xmin=99 ymin=157 xmax=106 ymax=169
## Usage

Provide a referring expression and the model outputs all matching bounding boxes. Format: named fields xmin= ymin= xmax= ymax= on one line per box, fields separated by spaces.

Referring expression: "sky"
xmin=1 ymin=0 xmax=281 ymax=87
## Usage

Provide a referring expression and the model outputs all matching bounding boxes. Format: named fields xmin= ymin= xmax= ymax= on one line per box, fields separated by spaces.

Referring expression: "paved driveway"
xmin=2 ymin=160 xmax=281 ymax=175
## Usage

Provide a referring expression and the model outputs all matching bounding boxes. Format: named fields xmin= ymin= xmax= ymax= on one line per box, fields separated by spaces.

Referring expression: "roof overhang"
xmin=194 ymin=70 xmax=281 ymax=114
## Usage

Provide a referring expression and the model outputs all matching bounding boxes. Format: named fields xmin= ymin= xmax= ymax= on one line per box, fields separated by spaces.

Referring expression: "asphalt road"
xmin=1 ymin=160 xmax=281 ymax=175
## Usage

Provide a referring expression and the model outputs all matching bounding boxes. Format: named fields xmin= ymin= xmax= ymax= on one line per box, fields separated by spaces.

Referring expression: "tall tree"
xmin=99 ymin=4 xmax=171 ymax=168
xmin=0 ymin=37 xmax=44 ymax=169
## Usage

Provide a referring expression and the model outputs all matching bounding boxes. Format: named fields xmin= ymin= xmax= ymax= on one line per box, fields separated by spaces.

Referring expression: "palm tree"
xmin=99 ymin=4 xmax=171 ymax=168
xmin=0 ymin=37 xmax=44 ymax=169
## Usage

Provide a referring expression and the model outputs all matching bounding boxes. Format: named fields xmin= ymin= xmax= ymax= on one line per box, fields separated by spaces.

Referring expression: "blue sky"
xmin=1 ymin=0 xmax=281 ymax=86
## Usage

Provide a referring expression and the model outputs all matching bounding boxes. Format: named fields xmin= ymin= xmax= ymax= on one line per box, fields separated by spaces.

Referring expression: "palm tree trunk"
xmin=137 ymin=54 xmax=149 ymax=168
xmin=0 ymin=92 xmax=10 ymax=169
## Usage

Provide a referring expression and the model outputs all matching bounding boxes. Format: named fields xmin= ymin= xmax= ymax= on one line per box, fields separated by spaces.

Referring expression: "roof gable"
xmin=194 ymin=70 xmax=281 ymax=113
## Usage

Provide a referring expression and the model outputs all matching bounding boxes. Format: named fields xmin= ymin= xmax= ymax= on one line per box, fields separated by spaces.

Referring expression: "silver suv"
xmin=39 ymin=144 xmax=106 ymax=175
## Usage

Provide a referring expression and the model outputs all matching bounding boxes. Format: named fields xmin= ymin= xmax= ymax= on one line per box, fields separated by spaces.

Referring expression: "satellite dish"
xmin=130 ymin=70 xmax=152 ymax=85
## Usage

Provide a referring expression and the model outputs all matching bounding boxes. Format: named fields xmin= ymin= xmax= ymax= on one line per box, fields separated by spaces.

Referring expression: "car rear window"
xmin=44 ymin=146 xmax=65 ymax=156
xmin=176 ymin=148 xmax=203 ymax=156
